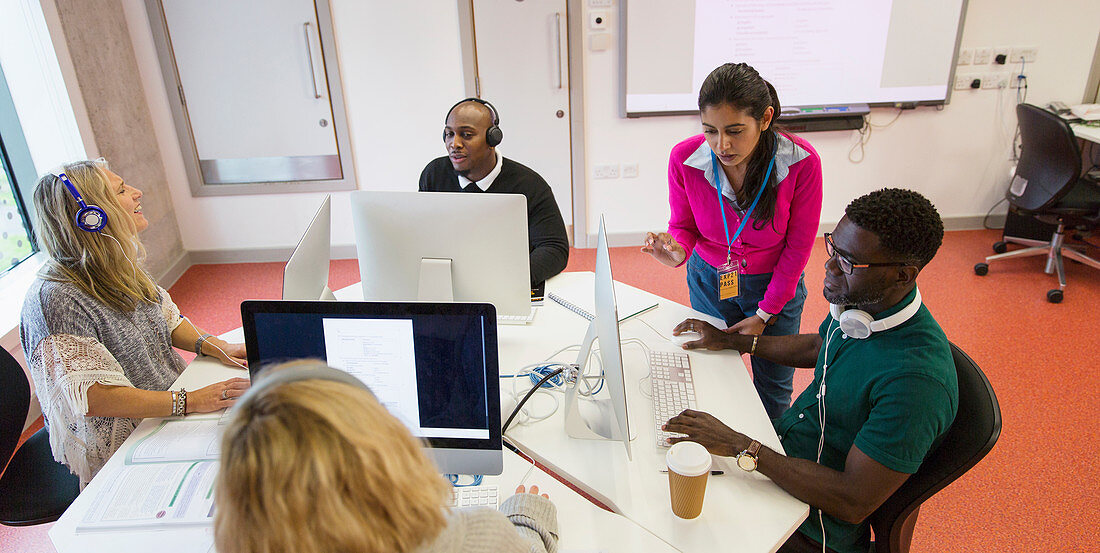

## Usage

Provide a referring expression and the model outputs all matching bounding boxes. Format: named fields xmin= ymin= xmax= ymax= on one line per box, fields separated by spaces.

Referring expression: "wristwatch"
xmin=755 ymin=308 xmax=776 ymax=325
xmin=736 ymin=440 xmax=762 ymax=472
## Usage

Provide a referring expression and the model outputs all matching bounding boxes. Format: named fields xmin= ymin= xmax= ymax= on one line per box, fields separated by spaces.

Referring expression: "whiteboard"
xmin=621 ymin=0 xmax=968 ymax=116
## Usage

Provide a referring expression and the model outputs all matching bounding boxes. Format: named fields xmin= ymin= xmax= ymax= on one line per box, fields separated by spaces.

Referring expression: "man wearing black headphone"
xmin=419 ymin=98 xmax=569 ymax=287
xmin=664 ymin=189 xmax=958 ymax=553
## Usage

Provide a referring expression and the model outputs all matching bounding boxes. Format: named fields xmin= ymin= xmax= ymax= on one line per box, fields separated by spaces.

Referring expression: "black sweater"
xmin=419 ymin=156 xmax=569 ymax=285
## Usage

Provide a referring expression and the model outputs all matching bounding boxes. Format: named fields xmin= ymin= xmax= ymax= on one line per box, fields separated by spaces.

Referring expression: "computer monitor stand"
xmin=563 ymin=321 xmax=636 ymax=448
xmin=417 ymin=258 xmax=455 ymax=302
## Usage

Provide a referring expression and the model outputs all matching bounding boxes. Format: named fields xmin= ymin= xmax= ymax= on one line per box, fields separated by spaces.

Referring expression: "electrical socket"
xmin=593 ymin=163 xmax=619 ymax=179
xmin=621 ymin=163 xmax=639 ymax=178
xmin=1009 ymin=72 xmax=1027 ymax=89
xmin=973 ymin=47 xmax=992 ymax=65
xmin=1010 ymin=46 xmax=1038 ymax=63
xmin=956 ymin=48 xmax=973 ymax=65
xmin=992 ymin=46 xmax=1011 ymax=65
xmin=954 ymin=73 xmax=980 ymax=90
xmin=983 ymin=72 xmax=1009 ymax=89
xmin=588 ymin=0 xmax=613 ymax=7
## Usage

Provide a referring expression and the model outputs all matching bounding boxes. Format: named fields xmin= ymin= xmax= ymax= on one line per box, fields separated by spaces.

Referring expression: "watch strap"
xmin=195 ymin=333 xmax=213 ymax=356
xmin=755 ymin=308 xmax=776 ymax=325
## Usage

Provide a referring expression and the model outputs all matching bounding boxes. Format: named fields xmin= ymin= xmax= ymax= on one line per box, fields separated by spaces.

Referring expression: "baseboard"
xmin=588 ymin=215 xmax=1001 ymax=249
xmin=187 ymin=244 xmax=358 ymax=265
xmin=156 ymin=250 xmax=192 ymax=289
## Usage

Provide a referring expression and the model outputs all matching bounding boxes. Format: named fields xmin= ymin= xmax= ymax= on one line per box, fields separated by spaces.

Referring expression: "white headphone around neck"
xmin=828 ymin=288 xmax=922 ymax=340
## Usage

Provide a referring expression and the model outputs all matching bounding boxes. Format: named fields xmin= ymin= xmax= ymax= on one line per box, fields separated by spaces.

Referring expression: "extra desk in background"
xmin=51 ymin=272 xmax=807 ymax=553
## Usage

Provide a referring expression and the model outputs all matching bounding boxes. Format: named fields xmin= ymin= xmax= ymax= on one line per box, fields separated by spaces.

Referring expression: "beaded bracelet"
xmin=172 ymin=388 xmax=188 ymax=417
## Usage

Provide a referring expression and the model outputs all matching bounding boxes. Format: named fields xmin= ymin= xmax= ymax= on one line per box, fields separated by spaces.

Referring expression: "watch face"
xmin=737 ymin=454 xmax=757 ymax=472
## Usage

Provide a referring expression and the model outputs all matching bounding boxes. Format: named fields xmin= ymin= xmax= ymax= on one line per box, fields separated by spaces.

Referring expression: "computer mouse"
xmin=670 ymin=331 xmax=701 ymax=347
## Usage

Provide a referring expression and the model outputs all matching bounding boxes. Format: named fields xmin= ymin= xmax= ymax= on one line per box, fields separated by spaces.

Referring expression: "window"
xmin=0 ymin=64 xmax=39 ymax=277
xmin=0 ymin=141 xmax=35 ymax=275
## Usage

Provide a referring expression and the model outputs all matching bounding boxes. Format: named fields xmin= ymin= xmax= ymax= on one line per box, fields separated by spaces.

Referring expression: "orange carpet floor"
xmin=3 ymin=229 xmax=1098 ymax=552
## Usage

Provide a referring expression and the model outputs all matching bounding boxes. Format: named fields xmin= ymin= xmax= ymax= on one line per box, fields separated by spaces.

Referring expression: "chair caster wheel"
xmin=993 ymin=242 xmax=1008 ymax=254
xmin=1047 ymin=289 xmax=1063 ymax=303
xmin=974 ymin=263 xmax=989 ymax=276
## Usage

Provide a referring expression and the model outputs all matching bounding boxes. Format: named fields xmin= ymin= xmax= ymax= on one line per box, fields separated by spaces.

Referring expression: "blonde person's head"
xmin=32 ymin=159 xmax=157 ymax=311
xmin=214 ymin=361 xmax=449 ymax=553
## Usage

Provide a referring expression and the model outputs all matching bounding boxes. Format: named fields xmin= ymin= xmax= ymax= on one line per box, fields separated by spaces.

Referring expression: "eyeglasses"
xmin=823 ymin=233 xmax=909 ymax=275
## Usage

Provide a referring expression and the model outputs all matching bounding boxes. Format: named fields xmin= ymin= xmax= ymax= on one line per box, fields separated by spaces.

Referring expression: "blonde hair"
xmin=214 ymin=361 xmax=449 ymax=553
xmin=32 ymin=159 xmax=158 ymax=311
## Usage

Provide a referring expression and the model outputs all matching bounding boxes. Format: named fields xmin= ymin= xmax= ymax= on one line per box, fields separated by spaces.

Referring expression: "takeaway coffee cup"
xmin=665 ymin=441 xmax=711 ymax=519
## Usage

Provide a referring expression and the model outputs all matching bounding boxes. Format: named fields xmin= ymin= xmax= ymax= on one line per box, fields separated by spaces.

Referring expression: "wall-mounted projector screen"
xmin=622 ymin=0 xmax=968 ymax=117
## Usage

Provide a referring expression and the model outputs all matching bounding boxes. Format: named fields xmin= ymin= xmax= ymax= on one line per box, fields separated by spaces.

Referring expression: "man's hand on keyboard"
xmin=663 ymin=409 xmax=747 ymax=457
xmin=673 ymin=319 xmax=746 ymax=352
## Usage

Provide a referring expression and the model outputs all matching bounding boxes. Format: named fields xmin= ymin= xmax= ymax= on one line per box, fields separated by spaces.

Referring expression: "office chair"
xmin=867 ymin=342 xmax=1001 ymax=553
xmin=0 ymin=347 xmax=81 ymax=526
xmin=974 ymin=103 xmax=1100 ymax=303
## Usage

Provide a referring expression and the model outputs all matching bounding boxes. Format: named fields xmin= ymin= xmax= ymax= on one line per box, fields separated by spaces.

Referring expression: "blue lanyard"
xmin=710 ymin=150 xmax=776 ymax=264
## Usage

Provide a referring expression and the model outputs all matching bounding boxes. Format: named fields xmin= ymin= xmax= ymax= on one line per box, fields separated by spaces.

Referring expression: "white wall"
xmin=121 ymin=0 xmax=1100 ymax=253
xmin=578 ymin=0 xmax=1100 ymax=240
xmin=121 ymin=0 xmax=466 ymax=253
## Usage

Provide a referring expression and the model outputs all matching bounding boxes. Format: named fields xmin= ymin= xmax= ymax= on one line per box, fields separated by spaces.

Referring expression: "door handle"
xmin=303 ymin=22 xmax=322 ymax=99
xmin=554 ymin=12 xmax=564 ymax=89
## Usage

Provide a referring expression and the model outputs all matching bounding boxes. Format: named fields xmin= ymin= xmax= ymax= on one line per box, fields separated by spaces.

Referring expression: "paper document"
xmin=322 ymin=317 xmax=423 ymax=432
xmin=77 ymin=461 xmax=217 ymax=531
xmin=126 ymin=419 xmax=222 ymax=464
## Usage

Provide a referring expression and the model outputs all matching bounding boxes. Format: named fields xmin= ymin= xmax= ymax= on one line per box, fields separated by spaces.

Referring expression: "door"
xmin=151 ymin=0 xmax=354 ymax=194
xmin=470 ymin=0 xmax=573 ymax=230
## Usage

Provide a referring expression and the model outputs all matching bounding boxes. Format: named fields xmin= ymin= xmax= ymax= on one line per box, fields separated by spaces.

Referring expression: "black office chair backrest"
xmin=868 ymin=342 xmax=1002 ymax=553
xmin=0 ymin=347 xmax=32 ymax=476
xmin=1009 ymin=103 xmax=1084 ymax=212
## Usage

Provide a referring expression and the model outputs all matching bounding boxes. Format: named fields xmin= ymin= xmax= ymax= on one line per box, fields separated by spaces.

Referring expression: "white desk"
xmin=1071 ymin=122 xmax=1100 ymax=144
xmin=499 ymin=273 xmax=808 ymax=553
xmin=49 ymin=355 xmax=678 ymax=553
xmin=51 ymin=272 xmax=807 ymax=553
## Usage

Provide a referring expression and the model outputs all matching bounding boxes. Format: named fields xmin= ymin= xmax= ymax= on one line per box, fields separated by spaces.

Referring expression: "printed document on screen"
xmin=322 ymin=318 xmax=422 ymax=432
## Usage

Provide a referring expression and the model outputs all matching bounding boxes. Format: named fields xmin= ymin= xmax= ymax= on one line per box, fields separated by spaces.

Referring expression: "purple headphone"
xmin=54 ymin=171 xmax=108 ymax=233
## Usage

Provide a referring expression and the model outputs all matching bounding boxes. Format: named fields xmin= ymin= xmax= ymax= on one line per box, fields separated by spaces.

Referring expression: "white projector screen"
xmin=622 ymin=0 xmax=968 ymax=116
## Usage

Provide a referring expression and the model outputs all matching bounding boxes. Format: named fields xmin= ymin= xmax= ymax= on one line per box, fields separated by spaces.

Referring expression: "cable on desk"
xmin=503 ymin=367 xmax=565 ymax=434
xmin=447 ymin=474 xmax=484 ymax=487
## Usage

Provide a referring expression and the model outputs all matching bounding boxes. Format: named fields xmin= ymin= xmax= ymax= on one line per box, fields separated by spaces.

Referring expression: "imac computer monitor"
xmin=563 ymin=216 xmax=632 ymax=460
xmin=282 ymin=195 xmax=336 ymax=301
xmin=241 ymin=300 xmax=503 ymax=476
xmin=349 ymin=191 xmax=531 ymax=317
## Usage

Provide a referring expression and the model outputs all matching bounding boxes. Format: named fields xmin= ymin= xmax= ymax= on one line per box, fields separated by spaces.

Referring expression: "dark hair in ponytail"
xmin=698 ymin=63 xmax=781 ymax=229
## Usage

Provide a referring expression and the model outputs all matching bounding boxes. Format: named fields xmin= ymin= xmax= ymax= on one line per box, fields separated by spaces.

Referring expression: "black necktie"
xmin=463 ymin=182 xmax=479 ymax=192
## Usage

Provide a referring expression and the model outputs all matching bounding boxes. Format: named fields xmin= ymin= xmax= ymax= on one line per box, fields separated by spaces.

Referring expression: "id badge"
xmin=717 ymin=260 xmax=739 ymax=300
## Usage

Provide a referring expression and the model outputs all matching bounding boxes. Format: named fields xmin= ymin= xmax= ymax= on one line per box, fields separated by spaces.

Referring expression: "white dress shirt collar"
xmin=457 ymin=150 xmax=503 ymax=191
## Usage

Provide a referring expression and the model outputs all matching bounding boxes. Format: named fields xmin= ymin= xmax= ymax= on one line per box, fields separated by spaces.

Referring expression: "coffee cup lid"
xmin=665 ymin=441 xmax=711 ymax=476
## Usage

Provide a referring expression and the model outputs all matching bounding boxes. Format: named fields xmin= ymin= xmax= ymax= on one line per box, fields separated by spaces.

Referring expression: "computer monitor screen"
xmin=564 ymin=217 xmax=632 ymax=459
xmin=349 ymin=191 xmax=531 ymax=317
xmin=240 ymin=300 xmax=502 ymax=475
xmin=282 ymin=195 xmax=335 ymax=301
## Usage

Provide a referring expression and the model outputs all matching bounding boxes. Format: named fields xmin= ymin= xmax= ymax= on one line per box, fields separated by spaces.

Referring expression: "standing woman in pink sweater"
xmin=642 ymin=63 xmax=823 ymax=419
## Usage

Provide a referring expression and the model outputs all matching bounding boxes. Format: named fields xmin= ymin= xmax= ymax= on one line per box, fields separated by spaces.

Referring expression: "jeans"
xmin=686 ymin=251 xmax=808 ymax=419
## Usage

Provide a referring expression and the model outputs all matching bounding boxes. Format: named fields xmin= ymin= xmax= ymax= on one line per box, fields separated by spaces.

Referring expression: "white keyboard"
xmin=497 ymin=311 xmax=536 ymax=325
xmin=451 ymin=485 xmax=499 ymax=509
xmin=650 ymin=350 xmax=696 ymax=449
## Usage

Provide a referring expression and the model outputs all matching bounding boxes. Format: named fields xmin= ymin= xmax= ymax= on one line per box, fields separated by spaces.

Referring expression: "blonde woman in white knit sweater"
xmin=215 ymin=361 xmax=559 ymax=553
xmin=20 ymin=159 xmax=248 ymax=486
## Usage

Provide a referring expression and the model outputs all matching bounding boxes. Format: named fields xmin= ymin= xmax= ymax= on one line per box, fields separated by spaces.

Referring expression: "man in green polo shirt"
xmin=665 ymin=188 xmax=958 ymax=553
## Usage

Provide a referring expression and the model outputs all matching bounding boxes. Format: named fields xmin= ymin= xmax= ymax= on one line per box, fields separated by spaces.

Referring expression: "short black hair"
xmin=845 ymin=188 xmax=943 ymax=268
